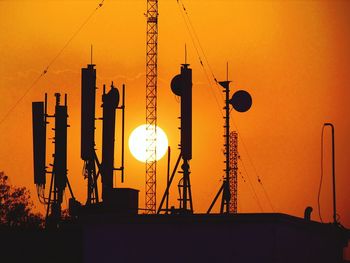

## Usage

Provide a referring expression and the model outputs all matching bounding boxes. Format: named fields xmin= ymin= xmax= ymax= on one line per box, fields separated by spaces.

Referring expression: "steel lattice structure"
xmin=229 ymin=131 xmax=238 ymax=213
xmin=145 ymin=0 xmax=158 ymax=214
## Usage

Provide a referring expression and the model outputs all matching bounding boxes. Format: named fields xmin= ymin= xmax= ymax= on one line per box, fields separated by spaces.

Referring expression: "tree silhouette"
xmin=0 ymin=171 xmax=43 ymax=228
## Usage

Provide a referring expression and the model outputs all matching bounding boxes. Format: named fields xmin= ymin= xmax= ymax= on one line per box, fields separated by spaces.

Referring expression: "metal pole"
xmin=121 ymin=84 xmax=125 ymax=182
xmin=225 ymin=84 xmax=230 ymax=213
xmin=45 ymin=171 xmax=54 ymax=226
xmin=207 ymin=184 xmax=224 ymax=214
xmin=208 ymin=80 xmax=231 ymax=214
xmin=66 ymin=178 xmax=75 ymax=200
xmin=166 ymin=146 xmax=171 ymax=213
xmin=44 ymin=93 xmax=48 ymax=124
xmin=182 ymin=160 xmax=189 ymax=211
xmin=157 ymin=152 xmax=182 ymax=213
xmin=324 ymin=123 xmax=336 ymax=224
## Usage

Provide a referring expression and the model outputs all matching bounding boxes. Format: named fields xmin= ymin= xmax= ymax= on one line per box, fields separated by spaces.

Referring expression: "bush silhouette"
xmin=0 ymin=171 xmax=43 ymax=228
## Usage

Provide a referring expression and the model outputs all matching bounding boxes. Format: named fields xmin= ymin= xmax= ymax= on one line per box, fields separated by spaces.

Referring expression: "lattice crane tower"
xmin=145 ymin=0 xmax=158 ymax=213
xmin=229 ymin=131 xmax=238 ymax=213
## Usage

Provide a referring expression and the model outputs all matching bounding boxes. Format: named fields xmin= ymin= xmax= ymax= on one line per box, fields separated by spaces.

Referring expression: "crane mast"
xmin=229 ymin=131 xmax=238 ymax=213
xmin=145 ymin=0 xmax=158 ymax=213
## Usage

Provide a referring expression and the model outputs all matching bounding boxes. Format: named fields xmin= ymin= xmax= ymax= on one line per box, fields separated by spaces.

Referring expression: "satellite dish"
xmin=229 ymin=90 xmax=252 ymax=112
xmin=171 ymin=74 xmax=183 ymax=96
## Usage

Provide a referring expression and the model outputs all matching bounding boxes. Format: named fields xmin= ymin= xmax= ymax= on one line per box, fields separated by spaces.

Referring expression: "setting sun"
xmin=128 ymin=124 xmax=168 ymax=163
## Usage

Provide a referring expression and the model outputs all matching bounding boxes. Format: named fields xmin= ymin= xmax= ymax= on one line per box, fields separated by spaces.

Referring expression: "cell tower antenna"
xmin=207 ymin=65 xmax=252 ymax=214
xmin=206 ymin=75 xmax=233 ymax=214
xmin=157 ymin=62 xmax=193 ymax=214
xmin=32 ymin=93 xmax=75 ymax=227
xmin=145 ymin=0 xmax=159 ymax=213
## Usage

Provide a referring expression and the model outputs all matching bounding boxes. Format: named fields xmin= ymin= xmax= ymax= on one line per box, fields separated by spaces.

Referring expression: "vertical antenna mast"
xmin=221 ymin=70 xmax=231 ymax=214
xmin=90 ymin=45 xmax=93 ymax=65
xmin=207 ymin=65 xmax=232 ymax=214
xmin=145 ymin=0 xmax=159 ymax=213
xmin=207 ymin=64 xmax=252 ymax=214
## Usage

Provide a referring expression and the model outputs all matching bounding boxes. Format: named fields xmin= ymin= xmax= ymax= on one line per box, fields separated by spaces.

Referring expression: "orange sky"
xmin=0 ymin=0 xmax=349 ymax=228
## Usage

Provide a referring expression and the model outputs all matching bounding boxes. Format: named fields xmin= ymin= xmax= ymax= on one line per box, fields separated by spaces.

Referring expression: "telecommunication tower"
xmin=32 ymin=93 xmax=75 ymax=227
xmin=81 ymin=64 xmax=99 ymax=204
xmin=206 ymin=79 xmax=233 ymax=214
xmin=157 ymin=62 xmax=193 ymax=214
xmin=81 ymin=61 xmax=126 ymax=205
xmin=145 ymin=0 xmax=159 ymax=213
xmin=207 ymin=69 xmax=252 ymax=214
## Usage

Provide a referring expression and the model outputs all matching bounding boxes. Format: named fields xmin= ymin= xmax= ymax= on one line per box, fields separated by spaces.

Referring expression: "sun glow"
xmin=128 ymin=124 xmax=168 ymax=163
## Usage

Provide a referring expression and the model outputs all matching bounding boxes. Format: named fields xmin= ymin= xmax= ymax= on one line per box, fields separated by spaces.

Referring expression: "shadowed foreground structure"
xmin=0 ymin=213 xmax=348 ymax=263
xmin=25 ymin=61 xmax=350 ymax=263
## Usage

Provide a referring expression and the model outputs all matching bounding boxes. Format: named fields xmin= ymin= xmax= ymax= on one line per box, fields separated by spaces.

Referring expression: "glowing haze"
xmin=0 ymin=0 xmax=349 ymax=231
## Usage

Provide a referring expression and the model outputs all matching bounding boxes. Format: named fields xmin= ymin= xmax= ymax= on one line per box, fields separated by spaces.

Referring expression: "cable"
xmin=176 ymin=0 xmax=223 ymax=117
xmin=318 ymin=125 xmax=325 ymax=223
xmin=239 ymin=171 xmax=246 ymax=183
xmin=257 ymin=176 xmax=275 ymax=212
xmin=178 ymin=0 xmax=220 ymax=86
xmin=239 ymin=157 xmax=264 ymax=212
xmin=178 ymin=0 xmax=275 ymax=213
xmin=46 ymin=0 xmax=105 ymax=73
xmin=0 ymin=0 xmax=105 ymax=127
xmin=0 ymin=73 xmax=44 ymax=126
xmin=233 ymin=122 xmax=275 ymax=211
xmin=176 ymin=2 xmax=202 ymax=67
xmin=178 ymin=0 xmax=276 ymax=212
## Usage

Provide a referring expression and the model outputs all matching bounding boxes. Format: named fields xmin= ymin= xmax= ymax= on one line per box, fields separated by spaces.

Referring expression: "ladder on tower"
xmin=229 ymin=131 xmax=238 ymax=213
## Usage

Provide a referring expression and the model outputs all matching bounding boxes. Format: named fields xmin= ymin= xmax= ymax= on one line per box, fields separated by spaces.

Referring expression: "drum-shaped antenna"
xmin=229 ymin=90 xmax=252 ymax=112
xmin=171 ymin=74 xmax=183 ymax=96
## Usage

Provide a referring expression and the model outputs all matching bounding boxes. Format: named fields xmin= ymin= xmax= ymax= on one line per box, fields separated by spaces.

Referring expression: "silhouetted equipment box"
xmin=103 ymin=188 xmax=139 ymax=215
